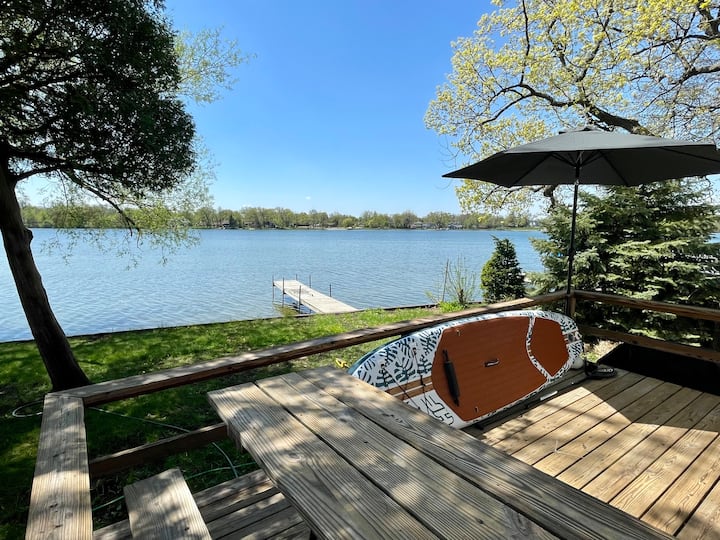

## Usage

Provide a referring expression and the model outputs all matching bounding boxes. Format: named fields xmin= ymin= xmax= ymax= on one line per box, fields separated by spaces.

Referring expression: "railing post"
xmin=565 ymin=289 xmax=576 ymax=318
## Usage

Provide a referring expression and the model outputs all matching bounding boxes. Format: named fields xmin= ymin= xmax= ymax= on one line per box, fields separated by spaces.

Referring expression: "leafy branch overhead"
xmin=425 ymin=0 xmax=720 ymax=214
xmin=1 ymin=0 xmax=196 ymax=197
xmin=0 ymin=0 xmax=249 ymax=389
xmin=175 ymin=27 xmax=254 ymax=104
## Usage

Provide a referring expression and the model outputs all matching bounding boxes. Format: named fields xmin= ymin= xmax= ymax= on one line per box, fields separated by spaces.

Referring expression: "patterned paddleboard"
xmin=348 ymin=310 xmax=583 ymax=428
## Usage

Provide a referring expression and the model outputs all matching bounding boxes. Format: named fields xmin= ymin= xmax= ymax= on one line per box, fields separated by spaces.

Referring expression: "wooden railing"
xmin=573 ymin=290 xmax=720 ymax=365
xmin=65 ymin=292 xmax=564 ymax=407
xmin=25 ymin=289 xmax=720 ymax=538
xmin=74 ymin=292 xmax=566 ymax=478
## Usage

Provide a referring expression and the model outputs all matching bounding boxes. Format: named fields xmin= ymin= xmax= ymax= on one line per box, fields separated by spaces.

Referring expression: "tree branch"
xmin=64 ymin=171 xmax=139 ymax=232
xmin=674 ymin=61 xmax=720 ymax=83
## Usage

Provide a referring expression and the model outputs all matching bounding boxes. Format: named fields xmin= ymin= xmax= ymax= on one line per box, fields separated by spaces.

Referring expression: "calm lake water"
xmin=0 ymin=228 xmax=546 ymax=342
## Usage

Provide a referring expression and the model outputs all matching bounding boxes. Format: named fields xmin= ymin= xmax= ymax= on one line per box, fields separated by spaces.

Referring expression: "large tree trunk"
xmin=0 ymin=168 xmax=90 ymax=390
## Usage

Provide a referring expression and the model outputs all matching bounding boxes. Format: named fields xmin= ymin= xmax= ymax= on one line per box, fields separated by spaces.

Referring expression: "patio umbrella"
xmin=443 ymin=126 xmax=720 ymax=307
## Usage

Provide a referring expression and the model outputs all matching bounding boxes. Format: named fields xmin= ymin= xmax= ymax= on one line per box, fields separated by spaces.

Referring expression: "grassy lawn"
xmin=0 ymin=307 xmax=438 ymax=539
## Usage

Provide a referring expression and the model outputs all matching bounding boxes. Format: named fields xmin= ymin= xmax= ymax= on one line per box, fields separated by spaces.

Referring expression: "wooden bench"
xmin=94 ymin=469 xmax=309 ymax=539
xmin=123 ymin=468 xmax=211 ymax=539
xmin=26 ymin=394 xmax=92 ymax=539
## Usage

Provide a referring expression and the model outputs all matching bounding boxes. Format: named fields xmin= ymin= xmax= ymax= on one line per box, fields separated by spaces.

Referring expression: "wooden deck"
xmin=273 ymin=279 xmax=356 ymax=314
xmin=25 ymin=293 xmax=720 ymax=538
xmin=464 ymin=370 xmax=720 ymax=539
xmin=91 ymin=368 xmax=720 ymax=539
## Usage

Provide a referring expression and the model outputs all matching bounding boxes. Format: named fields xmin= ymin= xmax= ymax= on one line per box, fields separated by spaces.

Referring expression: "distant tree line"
xmin=20 ymin=203 xmax=535 ymax=230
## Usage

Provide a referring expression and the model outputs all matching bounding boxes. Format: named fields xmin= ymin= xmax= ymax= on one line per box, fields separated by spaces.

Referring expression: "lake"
xmin=0 ymin=228 xmax=546 ymax=342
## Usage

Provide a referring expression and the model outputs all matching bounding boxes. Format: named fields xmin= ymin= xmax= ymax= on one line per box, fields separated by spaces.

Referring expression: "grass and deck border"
xmin=23 ymin=290 xmax=720 ymax=537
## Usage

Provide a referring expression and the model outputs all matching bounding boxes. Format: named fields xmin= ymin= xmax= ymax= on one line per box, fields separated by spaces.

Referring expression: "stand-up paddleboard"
xmin=348 ymin=310 xmax=584 ymax=428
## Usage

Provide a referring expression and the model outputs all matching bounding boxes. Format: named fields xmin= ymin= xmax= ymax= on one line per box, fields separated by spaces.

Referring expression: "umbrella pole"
xmin=565 ymin=176 xmax=580 ymax=316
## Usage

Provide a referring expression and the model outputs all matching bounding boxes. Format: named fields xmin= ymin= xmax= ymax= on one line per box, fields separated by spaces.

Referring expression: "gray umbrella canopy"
xmin=444 ymin=127 xmax=720 ymax=186
xmin=444 ymin=127 xmax=720 ymax=308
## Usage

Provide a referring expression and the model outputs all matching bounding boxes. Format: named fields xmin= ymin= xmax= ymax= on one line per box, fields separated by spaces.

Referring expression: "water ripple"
xmin=0 ymin=228 xmax=545 ymax=341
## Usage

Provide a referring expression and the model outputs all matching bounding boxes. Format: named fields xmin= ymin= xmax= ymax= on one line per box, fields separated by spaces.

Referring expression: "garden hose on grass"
xmin=12 ymin=400 xmax=44 ymax=418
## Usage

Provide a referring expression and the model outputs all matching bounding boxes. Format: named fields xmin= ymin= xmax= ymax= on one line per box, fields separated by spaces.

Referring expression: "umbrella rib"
xmin=662 ymin=146 xmax=720 ymax=166
xmin=592 ymin=150 xmax=632 ymax=186
xmin=513 ymin=153 xmax=571 ymax=186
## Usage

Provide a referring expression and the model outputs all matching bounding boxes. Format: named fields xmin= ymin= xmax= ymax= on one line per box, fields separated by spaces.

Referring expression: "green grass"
xmin=0 ymin=307 xmax=438 ymax=539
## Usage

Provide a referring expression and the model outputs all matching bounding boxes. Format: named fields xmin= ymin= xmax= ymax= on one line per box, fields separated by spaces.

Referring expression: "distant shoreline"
xmin=24 ymin=224 xmax=542 ymax=232
xmin=20 ymin=202 xmax=537 ymax=230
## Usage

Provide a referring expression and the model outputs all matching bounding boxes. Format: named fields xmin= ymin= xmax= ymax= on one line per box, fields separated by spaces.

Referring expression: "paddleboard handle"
xmin=442 ymin=350 xmax=461 ymax=406
xmin=484 ymin=359 xmax=500 ymax=367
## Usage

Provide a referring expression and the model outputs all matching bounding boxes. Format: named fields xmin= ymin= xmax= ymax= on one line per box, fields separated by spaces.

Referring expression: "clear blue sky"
xmin=166 ymin=0 xmax=491 ymax=216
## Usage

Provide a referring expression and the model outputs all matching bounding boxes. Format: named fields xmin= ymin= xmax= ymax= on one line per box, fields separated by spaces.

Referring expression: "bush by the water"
xmin=481 ymin=237 xmax=526 ymax=302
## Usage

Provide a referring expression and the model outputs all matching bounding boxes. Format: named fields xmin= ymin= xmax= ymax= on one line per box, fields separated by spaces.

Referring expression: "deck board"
xmin=473 ymin=373 xmax=623 ymax=444
xmin=513 ymin=379 xmax=679 ymax=466
xmin=579 ymin=391 xmax=720 ymax=502
xmin=478 ymin=370 xmax=641 ymax=448
xmin=487 ymin=372 xmax=657 ymax=455
xmin=643 ymin=435 xmax=720 ymax=535
xmin=610 ymin=400 xmax=720 ymax=518
xmin=473 ymin=371 xmax=720 ymax=539
xmin=94 ymin=469 xmax=309 ymax=540
xmin=676 ymin=457 xmax=720 ymax=539
xmin=27 ymin=394 xmax=92 ymax=540
xmin=123 ymin=468 xmax=211 ymax=539
xmin=536 ymin=384 xmax=698 ymax=478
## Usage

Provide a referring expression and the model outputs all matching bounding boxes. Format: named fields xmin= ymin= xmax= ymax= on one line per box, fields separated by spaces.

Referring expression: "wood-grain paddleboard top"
xmin=348 ymin=310 xmax=583 ymax=428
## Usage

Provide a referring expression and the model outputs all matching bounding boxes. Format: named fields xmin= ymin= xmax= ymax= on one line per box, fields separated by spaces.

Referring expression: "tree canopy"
xmin=426 ymin=0 xmax=720 ymax=213
xmin=18 ymin=202 xmax=530 ymax=230
xmin=0 ymin=0 xmax=243 ymax=389
xmin=532 ymin=179 xmax=720 ymax=344
xmin=426 ymin=0 xmax=720 ymax=341
xmin=2 ymin=0 xmax=196 ymax=206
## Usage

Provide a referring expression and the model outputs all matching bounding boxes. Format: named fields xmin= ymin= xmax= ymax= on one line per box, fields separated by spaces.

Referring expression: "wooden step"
xmin=123 ymin=468 xmax=210 ymax=539
xmin=94 ymin=469 xmax=309 ymax=539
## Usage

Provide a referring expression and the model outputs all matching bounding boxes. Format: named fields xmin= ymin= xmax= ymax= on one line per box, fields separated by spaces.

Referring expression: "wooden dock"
xmin=273 ymin=279 xmax=356 ymax=314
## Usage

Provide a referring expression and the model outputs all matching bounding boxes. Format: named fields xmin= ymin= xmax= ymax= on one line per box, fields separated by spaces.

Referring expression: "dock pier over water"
xmin=273 ymin=279 xmax=356 ymax=314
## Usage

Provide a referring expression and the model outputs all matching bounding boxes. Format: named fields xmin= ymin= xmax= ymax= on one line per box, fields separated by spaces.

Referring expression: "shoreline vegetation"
xmin=19 ymin=202 xmax=535 ymax=230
